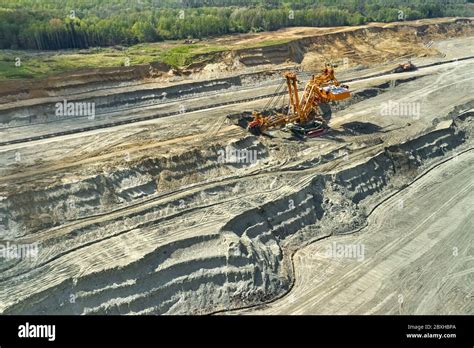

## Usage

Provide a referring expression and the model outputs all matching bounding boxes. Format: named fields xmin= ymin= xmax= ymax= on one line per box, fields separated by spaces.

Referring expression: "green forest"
xmin=1 ymin=0 xmax=473 ymax=50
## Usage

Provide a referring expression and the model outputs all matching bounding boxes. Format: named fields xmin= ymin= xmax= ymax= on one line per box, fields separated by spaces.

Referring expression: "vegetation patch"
xmin=158 ymin=44 xmax=228 ymax=67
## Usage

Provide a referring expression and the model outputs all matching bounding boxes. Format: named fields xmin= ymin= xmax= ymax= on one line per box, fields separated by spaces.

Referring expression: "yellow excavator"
xmin=247 ymin=65 xmax=350 ymax=136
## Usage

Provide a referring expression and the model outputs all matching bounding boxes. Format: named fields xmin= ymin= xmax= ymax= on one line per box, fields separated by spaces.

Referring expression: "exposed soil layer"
xmin=0 ymin=18 xmax=471 ymax=105
xmin=1 ymin=115 xmax=471 ymax=314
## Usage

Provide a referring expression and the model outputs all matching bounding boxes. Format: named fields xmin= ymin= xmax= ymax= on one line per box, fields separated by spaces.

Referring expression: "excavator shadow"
xmin=323 ymin=121 xmax=384 ymax=142
xmin=335 ymin=121 xmax=384 ymax=135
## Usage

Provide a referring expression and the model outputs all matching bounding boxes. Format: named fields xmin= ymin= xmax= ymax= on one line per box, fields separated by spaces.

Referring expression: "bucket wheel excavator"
xmin=247 ymin=65 xmax=350 ymax=136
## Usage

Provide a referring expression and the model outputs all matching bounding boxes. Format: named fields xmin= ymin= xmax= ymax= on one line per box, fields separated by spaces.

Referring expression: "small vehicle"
xmin=393 ymin=61 xmax=417 ymax=73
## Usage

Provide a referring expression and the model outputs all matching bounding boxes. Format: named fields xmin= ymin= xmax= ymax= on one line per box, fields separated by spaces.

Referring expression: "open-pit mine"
xmin=0 ymin=17 xmax=472 ymax=315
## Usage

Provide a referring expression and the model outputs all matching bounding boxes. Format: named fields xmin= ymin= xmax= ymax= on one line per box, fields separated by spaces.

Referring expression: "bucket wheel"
xmin=248 ymin=122 xmax=262 ymax=135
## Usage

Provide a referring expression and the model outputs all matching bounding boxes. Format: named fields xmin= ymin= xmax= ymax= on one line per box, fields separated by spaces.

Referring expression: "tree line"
xmin=0 ymin=0 xmax=472 ymax=50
